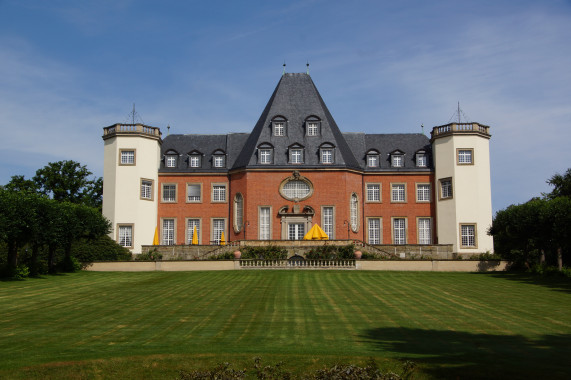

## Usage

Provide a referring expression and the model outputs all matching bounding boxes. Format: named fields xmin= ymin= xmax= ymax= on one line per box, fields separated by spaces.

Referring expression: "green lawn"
xmin=1 ymin=271 xmax=570 ymax=379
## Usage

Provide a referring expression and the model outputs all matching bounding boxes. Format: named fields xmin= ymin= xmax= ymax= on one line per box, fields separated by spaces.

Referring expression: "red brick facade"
xmin=157 ymin=169 xmax=436 ymax=245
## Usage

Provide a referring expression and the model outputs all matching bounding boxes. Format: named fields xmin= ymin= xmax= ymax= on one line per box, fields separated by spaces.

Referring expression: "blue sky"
xmin=1 ymin=0 xmax=570 ymax=213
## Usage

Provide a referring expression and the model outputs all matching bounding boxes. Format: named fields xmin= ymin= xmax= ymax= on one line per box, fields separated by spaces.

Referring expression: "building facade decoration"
xmin=102 ymin=73 xmax=494 ymax=255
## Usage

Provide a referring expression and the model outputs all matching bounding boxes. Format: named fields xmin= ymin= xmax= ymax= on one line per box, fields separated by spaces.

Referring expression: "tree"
xmin=2 ymin=175 xmax=40 ymax=193
xmin=543 ymin=168 xmax=571 ymax=199
xmin=33 ymin=160 xmax=102 ymax=209
xmin=0 ymin=189 xmax=39 ymax=275
xmin=490 ymin=168 xmax=571 ymax=270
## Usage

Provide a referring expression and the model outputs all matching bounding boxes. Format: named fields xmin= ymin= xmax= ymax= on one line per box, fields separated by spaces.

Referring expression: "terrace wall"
xmin=85 ymin=260 xmax=508 ymax=272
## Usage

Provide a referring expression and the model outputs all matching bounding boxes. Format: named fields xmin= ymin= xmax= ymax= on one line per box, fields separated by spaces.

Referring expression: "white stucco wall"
xmin=433 ymin=131 xmax=494 ymax=253
xmin=102 ymin=133 xmax=161 ymax=253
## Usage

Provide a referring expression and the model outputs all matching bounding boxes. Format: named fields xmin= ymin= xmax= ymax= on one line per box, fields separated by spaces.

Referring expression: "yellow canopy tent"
xmin=152 ymin=227 xmax=159 ymax=245
xmin=303 ymin=224 xmax=329 ymax=240
xmin=220 ymin=231 xmax=226 ymax=245
xmin=191 ymin=225 xmax=198 ymax=245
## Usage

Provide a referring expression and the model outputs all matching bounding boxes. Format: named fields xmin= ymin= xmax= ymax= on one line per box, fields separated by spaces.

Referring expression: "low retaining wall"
xmin=85 ymin=260 xmax=508 ymax=272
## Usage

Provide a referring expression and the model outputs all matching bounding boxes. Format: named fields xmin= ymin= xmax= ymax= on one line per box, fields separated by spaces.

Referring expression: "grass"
xmin=1 ymin=270 xmax=570 ymax=379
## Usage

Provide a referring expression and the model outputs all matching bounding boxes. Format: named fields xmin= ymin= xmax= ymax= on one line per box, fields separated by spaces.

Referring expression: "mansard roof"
xmin=344 ymin=132 xmax=432 ymax=171
xmin=158 ymin=73 xmax=432 ymax=173
xmin=159 ymin=133 xmax=249 ymax=173
xmin=232 ymin=73 xmax=361 ymax=170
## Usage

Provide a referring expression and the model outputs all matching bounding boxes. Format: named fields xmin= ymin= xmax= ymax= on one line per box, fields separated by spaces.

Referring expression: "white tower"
xmin=431 ymin=122 xmax=494 ymax=255
xmin=102 ymin=124 xmax=162 ymax=253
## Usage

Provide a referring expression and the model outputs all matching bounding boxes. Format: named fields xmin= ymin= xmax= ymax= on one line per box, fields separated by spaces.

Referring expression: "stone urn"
xmin=354 ymin=251 xmax=362 ymax=259
xmin=233 ymin=250 xmax=242 ymax=259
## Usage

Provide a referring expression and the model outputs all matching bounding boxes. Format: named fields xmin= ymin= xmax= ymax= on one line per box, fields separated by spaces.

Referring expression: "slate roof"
xmin=158 ymin=73 xmax=432 ymax=173
xmin=232 ymin=73 xmax=361 ymax=170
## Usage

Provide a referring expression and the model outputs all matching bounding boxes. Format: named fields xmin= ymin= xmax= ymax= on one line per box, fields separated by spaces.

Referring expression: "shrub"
xmin=306 ymin=244 xmax=356 ymax=260
xmin=210 ymin=251 xmax=235 ymax=260
xmin=179 ymin=362 xmax=246 ymax=379
xmin=136 ymin=248 xmax=162 ymax=261
xmin=73 ymin=235 xmax=132 ymax=262
xmin=241 ymin=245 xmax=287 ymax=260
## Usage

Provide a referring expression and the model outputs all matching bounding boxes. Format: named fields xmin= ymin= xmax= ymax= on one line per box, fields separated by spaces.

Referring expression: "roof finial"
xmin=282 ymin=61 xmax=286 ymax=75
xmin=306 ymin=61 xmax=310 ymax=75
xmin=421 ymin=124 xmax=424 ymax=135
xmin=167 ymin=124 xmax=170 ymax=136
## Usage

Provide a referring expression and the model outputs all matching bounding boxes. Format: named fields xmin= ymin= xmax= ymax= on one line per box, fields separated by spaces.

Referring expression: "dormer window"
xmin=307 ymin=122 xmax=318 ymax=136
xmin=189 ymin=155 xmax=201 ymax=168
xmin=165 ymin=151 xmax=178 ymax=168
xmin=188 ymin=150 xmax=202 ymax=168
xmin=319 ymin=143 xmax=335 ymax=164
xmin=257 ymin=143 xmax=274 ymax=164
xmin=390 ymin=150 xmax=404 ymax=168
xmin=416 ymin=150 xmax=428 ymax=167
xmin=305 ymin=116 xmax=321 ymax=136
xmin=288 ymin=144 xmax=304 ymax=164
xmin=366 ymin=150 xmax=380 ymax=168
xmin=272 ymin=116 xmax=287 ymax=136
xmin=212 ymin=150 xmax=226 ymax=168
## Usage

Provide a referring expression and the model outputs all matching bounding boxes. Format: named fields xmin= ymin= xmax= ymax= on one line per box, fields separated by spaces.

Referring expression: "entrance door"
xmin=288 ymin=223 xmax=305 ymax=240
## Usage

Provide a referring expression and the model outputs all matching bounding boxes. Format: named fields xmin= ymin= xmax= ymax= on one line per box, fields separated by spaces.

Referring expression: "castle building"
xmin=102 ymin=73 xmax=493 ymax=255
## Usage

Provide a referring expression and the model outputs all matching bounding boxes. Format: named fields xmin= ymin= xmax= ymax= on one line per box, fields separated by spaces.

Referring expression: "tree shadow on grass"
xmin=477 ymin=272 xmax=571 ymax=294
xmin=360 ymin=327 xmax=571 ymax=379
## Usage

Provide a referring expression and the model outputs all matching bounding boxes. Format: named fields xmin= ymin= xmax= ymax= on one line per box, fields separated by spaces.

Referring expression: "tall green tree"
xmin=33 ymin=160 xmax=102 ymax=209
xmin=543 ymin=168 xmax=571 ymax=199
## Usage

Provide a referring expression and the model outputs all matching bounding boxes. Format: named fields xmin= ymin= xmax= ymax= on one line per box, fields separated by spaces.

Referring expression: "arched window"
xmin=350 ymin=193 xmax=359 ymax=232
xmin=233 ymin=193 xmax=244 ymax=233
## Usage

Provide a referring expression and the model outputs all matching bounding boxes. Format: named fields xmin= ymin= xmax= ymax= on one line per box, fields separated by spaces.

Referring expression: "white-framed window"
xmin=118 ymin=224 xmax=133 ymax=247
xmin=367 ymin=218 xmax=381 ymax=245
xmin=259 ymin=149 xmax=272 ymax=164
xmin=187 ymin=183 xmax=201 ymax=202
xmin=416 ymin=183 xmax=431 ymax=202
xmin=140 ymin=179 xmax=153 ymax=200
xmin=391 ymin=154 xmax=403 ymax=168
xmin=212 ymin=184 xmax=227 ymax=202
xmin=162 ymin=184 xmax=177 ymax=202
xmin=273 ymin=121 xmax=285 ymax=136
xmin=322 ymin=206 xmax=334 ymax=239
xmin=321 ymin=148 xmax=333 ymax=164
xmin=366 ymin=183 xmax=381 ymax=202
xmin=307 ymin=122 xmax=319 ymax=136
xmin=166 ymin=155 xmax=177 ymax=168
xmin=460 ymin=224 xmax=477 ymax=248
xmin=418 ymin=218 xmax=432 ymax=244
xmin=416 ymin=153 xmax=427 ymax=167
xmin=186 ymin=218 xmax=200 ymax=244
xmin=189 ymin=155 xmax=201 ymax=168
xmin=233 ymin=193 xmax=244 ymax=233
xmin=120 ymin=150 xmax=135 ymax=165
xmin=367 ymin=154 xmax=379 ymax=168
xmin=288 ymin=223 xmax=305 ymax=240
xmin=391 ymin=183 xmax=406 ymax=202
xmin=213 ymin=155 xmax=225 ymax=168
xmin=290 ymin=148 xmax=303 ymax=164
xmin=259 ymin=207 xmax=271 ymax=240
xmin=457 ymin=149 xmax=473 ymax=164
xmin=212 ymin=218 xmax=226 ymax=244
xmin=162 ymin=218 xmax=175 ymax=245
xmin=350 ymin=193 xmax=359 ymax=232
xmin=393 ymin=218 xmax=406 ymax=245
xmin=440 ymin=178 xmax=453 ymax=199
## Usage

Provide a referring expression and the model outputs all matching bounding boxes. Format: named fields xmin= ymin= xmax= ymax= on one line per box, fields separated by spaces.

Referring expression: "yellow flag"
xmin=220 ymin=231 xmax=226 ymax=246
